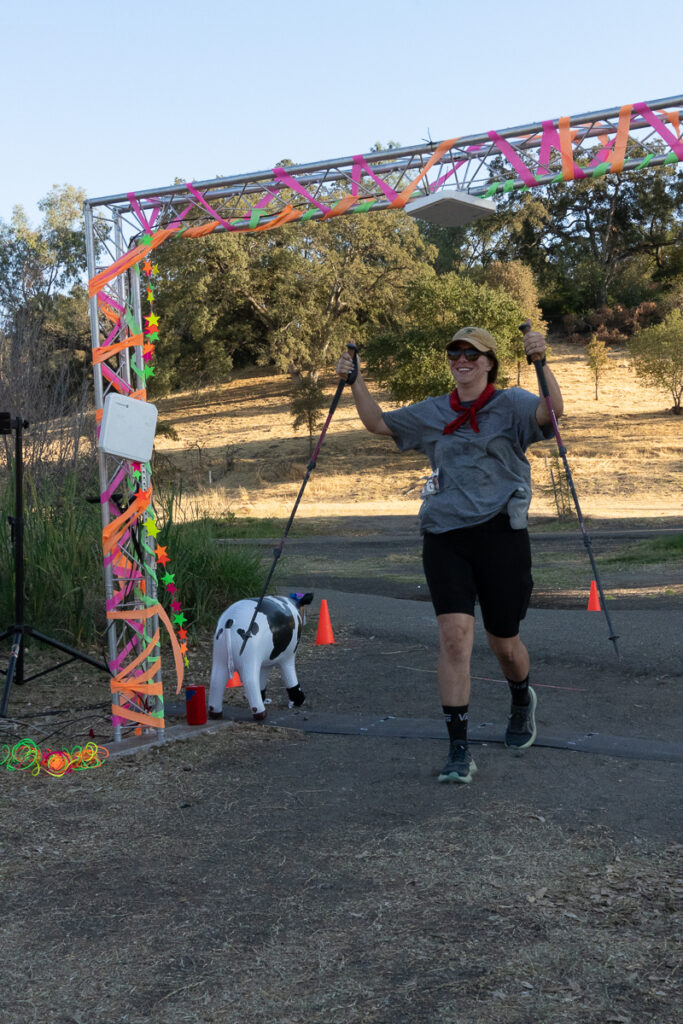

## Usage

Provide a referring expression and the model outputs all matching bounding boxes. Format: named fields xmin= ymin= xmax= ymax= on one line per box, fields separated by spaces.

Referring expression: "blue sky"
xmin=2 ymin=0 xmax=681 ymax=226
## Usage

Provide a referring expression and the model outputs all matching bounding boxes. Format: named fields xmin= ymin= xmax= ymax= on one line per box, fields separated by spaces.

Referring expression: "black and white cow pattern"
xmin=208 ymin=593 xmax=313 ymax=721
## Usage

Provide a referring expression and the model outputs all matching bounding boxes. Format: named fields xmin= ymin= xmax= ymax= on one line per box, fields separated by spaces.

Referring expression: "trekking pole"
xmin=520 ymin=324 xmax=619 ymax=658
xmin=239 ymin=343 xmax=360 ymax=654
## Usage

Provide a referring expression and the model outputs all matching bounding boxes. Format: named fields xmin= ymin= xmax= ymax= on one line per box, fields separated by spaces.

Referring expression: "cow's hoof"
xmin=288 ymin=689 xmax=306 ymax=708
xmin=252 ymin=710 xmax=267 ymax=722
xmin=208 ymin=708 xmax=223 ymax=720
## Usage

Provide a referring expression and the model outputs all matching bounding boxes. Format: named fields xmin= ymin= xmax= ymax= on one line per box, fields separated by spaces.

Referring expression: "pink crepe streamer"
xmin=99 ymin=322 xmax=125 ymax=350
xmin=126 ymin=193 xmax=162 ymax=234
xmin=97 ymin=291 xmax=125 ymax=314
xmin=428 ymin=145 xmax=486 ymax=193
xmin=184 ymin=184 xmax=243 ymax=231
xmin=633 ymin=102 xmax=683 ymax=159
xmin=109 ymin=632 xmax=144 ymax=675
xmin=164 ymin=202 xmax=194 ymax=232
xmin=254 ymin=187 xmax=282 ymax=209
xmin=487 ymin=130 xmax=538 ymax=186
xmin=104 ymin=527 xmax=133 ymax=568
xmin=350 ymin=155 xmax=400 ymax=202
xmin=100 ymin=362 xmax=132 ymax=395
xmin=272 ymin=167 xmax=332 ymax=213
xmin=100 ymin=466 xmax=128 ymax=505
xmin=127 ymin=192 xmax=150 ymax=230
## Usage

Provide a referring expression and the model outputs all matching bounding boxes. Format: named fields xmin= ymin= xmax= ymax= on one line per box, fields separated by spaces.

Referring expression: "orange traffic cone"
xmin=226 ymin=670 xmax=242 ymax=688
xmin=315 ymin=599 xmax=335 ymax=645
xmin=587 ymin=581 xmax=601 ymax=611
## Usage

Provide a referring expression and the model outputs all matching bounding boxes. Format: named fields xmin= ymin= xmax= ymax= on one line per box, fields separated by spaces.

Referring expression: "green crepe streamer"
xmin=130 ymin=354 xmax=143 ymax=381
xmin=125 ymin=308 xmax=141 ymax=335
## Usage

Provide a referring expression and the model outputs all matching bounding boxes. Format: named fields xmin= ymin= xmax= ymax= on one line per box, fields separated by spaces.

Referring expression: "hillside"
xmin=153 ymin=343 xmax=682 ymax=526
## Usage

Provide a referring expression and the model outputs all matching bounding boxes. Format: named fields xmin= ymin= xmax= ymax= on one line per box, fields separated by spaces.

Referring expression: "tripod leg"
xmin=0 ymin=630 xmax=23 ymax=718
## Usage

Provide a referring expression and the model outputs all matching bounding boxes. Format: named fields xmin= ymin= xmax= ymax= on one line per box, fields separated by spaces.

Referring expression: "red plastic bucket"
xmin=185 ymin=685 xmax=207 ymax=726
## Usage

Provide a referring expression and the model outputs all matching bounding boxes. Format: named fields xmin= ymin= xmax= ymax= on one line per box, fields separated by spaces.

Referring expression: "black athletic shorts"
xmin=422 ymin=513 xmax=533 ymax=638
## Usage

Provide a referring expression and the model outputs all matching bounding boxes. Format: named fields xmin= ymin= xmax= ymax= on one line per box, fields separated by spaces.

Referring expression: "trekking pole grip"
xmin=345 ymin=342 xmax=359 ymax=385
xmin=519 ymin=323 xmax=550 ymax=397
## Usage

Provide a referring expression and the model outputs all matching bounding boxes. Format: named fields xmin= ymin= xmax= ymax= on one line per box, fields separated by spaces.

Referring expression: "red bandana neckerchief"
xmin=442 ymin=383 xmax=496 ymax=435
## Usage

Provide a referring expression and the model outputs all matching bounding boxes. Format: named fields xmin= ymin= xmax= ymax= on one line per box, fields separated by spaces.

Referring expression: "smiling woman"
xmin=335 ymin=322 xmax=565 ymax=784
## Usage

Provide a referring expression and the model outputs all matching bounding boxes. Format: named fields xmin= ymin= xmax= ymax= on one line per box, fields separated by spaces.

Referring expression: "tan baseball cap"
xmin=448 ymin=326 xmax=498 ymax=355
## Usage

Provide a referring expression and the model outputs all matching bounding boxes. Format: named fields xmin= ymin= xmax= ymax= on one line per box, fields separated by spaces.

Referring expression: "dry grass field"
xmin=152 ymin=343 xmax=682 ymax=526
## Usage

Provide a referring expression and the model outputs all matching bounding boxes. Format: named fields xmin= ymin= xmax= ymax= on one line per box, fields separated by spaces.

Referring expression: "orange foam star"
xmin=155 ymin=544 xmax=170 ymax=565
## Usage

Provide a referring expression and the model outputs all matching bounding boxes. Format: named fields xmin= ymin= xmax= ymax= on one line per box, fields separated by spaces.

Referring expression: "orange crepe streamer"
xmin=181 ymin=221 xmax=222 ymax=238
xmin=92 ymin=334 xmax=144 ymax=364
xmin=89 ymin=245 xmax=149 ymax=296
xmin=111 ymin=677 xmax=163 ymax=696
xmin=322 ymin=194 xmax=360 ymax=220
xmin=107 ymin=602 xmax=185 ymax=694
xmin=558 ymin=118 xmax=576 ymax=179
xmin=390 ymin=136 xmax=460 ymax=209
xmin=111 ymin=704 xmax=166 ymax=729
xmin=102 ymin=486 xmax=152 ymax=555
xmin=111 ymin=625 xmax=162 ymax=682
xmin=110 ymin=551 xmax=136 ymax=573
xmin=99 ymin=302 xmax=122 ymax=325
xmin=609 ymin=104 xmax=633 ymax=174
xmin=663 ymin=111 xmax=681 ymax=136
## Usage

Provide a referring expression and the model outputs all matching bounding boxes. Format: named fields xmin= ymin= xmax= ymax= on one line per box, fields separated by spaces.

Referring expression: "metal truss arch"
xmin=84 ymin=95 xmax=683 ymax=740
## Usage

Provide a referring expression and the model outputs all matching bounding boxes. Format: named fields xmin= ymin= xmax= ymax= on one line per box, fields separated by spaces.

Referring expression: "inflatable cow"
xmin=208 ymin=592 xmax=313 ymax=721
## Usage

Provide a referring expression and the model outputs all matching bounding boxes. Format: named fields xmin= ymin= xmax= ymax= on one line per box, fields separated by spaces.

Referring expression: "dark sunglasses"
xmin=446 ymin=347 xmax=483 ymax=362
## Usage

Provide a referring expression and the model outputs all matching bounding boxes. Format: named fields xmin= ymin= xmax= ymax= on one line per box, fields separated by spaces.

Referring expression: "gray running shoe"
xmin=504 ymin=686 xmax=537 ymax=749
xmin=438 ymin=743 xmax=478 ymax=784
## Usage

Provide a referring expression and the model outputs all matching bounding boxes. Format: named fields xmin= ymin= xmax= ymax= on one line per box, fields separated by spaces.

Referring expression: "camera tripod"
xmin=0 ymin=413 xmax=109 ymax=718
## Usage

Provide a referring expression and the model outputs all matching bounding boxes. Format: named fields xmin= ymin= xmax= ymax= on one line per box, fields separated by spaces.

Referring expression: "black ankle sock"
xmin=507 ymin=676 xmax=530 ymax=706
xmin=443 ymin=705 xmax=468 ymax=745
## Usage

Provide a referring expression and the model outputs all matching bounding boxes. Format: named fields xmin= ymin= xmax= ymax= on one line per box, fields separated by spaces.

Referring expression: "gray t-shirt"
xmin=383 ymin=388 xmax=551 ymax=534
